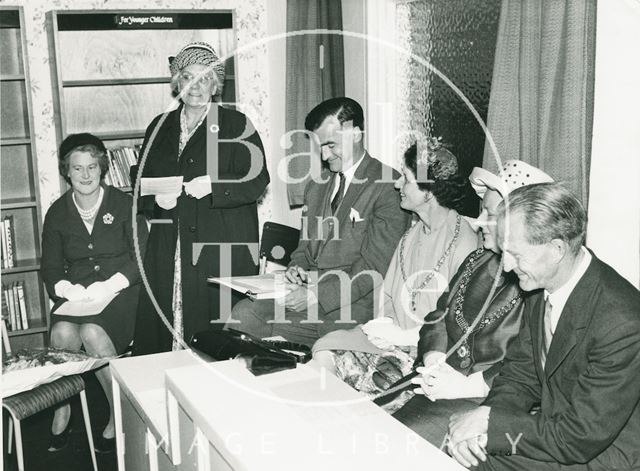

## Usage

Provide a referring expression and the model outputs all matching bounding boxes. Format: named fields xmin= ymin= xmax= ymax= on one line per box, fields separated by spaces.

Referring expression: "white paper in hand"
xmin=140 ymin=176 xmax=184 ymax=196
xmin=184 ymin=175 xmax=212 ymax=199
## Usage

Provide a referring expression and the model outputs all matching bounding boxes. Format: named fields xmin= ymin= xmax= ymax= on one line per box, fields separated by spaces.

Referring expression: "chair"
xmin=2 ymin=321 xmax=98 ymax=471
xmin=258 ymin=222 xmax=300 ymax=274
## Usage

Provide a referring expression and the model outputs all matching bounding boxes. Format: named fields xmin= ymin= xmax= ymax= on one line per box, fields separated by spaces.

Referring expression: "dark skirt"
xmin=51 ymin=285 xmax=140 ymax=355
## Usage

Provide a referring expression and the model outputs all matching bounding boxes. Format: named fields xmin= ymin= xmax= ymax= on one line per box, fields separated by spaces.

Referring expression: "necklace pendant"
xmin=460 ymin=357 xmax=471 ymax=369
xmin=456 ymin=344 xmax=469 ymax=358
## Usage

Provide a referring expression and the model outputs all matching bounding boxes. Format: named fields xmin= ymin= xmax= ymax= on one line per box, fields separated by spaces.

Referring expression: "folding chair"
xmin=258 ymin=222 xmax=300 ymax=274
xmin=2 ymin=320 xmax=98 ymax=471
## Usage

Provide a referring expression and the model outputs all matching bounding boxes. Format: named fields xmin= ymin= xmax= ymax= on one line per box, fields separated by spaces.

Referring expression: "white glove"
xmin=423 ymin=351 xmax=447 ymax=369
xmin=367 ymin=335 xmax=395 ymax=351
xmin=155 ymin=192 xmax=181 ymax=210
xmin=85 ymin=273 xmax=129 ymax=302
xmin=183 ymin=175 xmax=212 ymax=199
xmin=85 ymin=281 xmax=115 ymax=302
xmin=361 ymin=317 xmax=420 ymax=347
xmin=55 ymin=280 xmax=88 ymax=302
xmin=412 ymin=362 xmax=489 ymax=401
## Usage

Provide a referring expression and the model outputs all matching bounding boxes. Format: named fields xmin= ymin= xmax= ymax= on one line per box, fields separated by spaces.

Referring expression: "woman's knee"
xmin=79 ymin=324 xmax=116 ymax=356
xmin=50 ymin=322 xmax=82 ymax=349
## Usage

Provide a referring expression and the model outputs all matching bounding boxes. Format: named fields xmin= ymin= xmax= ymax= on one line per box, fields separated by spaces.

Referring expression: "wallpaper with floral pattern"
xmin=1 ymin=0 xmax=272 ymax=224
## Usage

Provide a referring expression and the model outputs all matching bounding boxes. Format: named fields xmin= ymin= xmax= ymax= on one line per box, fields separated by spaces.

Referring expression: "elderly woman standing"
xmin=312 ymin=141 xmax=479 ymax=401
xmin=392 ymin=160 xmax=553 ymax=445
xmin=133 ymin=42 xmax=270 ymax=354
xmin=42 ymin=133 xmax=148 ymax=452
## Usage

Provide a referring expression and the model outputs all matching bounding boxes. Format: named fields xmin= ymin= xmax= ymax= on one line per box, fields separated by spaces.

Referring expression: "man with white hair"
xmin=448 ymin=183 xmax=640 ymax=471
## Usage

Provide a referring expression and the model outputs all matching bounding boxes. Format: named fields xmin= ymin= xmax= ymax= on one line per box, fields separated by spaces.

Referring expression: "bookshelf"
xmin=47 ymin=10 xmax=238 ymax=192
xmin=1 ymin=7 xmax=50 ymax=349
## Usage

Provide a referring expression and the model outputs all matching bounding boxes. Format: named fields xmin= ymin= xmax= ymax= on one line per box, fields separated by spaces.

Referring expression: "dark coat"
xmin=289 ymin=153 xmax=410 ymax=333
xmin=484 ymin=254 xmax=640 ymax=470
xmin=133 ymin=104 xmax=270 ymax=354
xmin=41 ymin=185 xmax=148 ymax=353
xmin=417 ymin=249 xmax=525 ymax=385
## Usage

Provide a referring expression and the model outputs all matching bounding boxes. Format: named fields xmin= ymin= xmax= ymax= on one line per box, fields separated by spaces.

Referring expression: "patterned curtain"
xmin=285 ymin=0 xmax=345 ymax=206
xmin=482 ymin=0 xmax=596 ymax=205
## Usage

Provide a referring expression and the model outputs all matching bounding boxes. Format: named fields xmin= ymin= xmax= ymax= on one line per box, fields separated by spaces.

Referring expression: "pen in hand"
xmin=284 ymin=266 xmax=309 ymax=285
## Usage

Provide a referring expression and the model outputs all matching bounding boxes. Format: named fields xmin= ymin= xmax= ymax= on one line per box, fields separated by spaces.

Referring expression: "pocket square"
xmin=350 ymin=208 xmax=365 ymax=222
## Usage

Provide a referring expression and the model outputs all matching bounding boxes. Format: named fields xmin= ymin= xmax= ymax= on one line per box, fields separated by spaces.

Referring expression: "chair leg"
xmin=80 ymin=390 xmax=99 ymax=471
xmin=7 ymin=414 xmax=13 ymax=454
xmin=12 ymin=415 xmax=24 ymax=471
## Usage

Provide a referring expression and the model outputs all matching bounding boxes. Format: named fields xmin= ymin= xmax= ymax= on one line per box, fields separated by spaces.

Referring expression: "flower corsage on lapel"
xmin=102 ymin=213 xmax=114 ymax=225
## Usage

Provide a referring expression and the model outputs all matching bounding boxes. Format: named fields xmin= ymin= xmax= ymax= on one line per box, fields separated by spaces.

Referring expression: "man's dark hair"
xmin=304 ymin=97 xmax=365 ymax=132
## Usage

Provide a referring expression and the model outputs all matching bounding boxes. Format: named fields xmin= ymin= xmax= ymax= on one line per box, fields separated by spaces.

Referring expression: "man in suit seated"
xmin=228 ymin=97 xmax=410 ymax=346
xmin=446 ymin=183 xmax=640 ymax=470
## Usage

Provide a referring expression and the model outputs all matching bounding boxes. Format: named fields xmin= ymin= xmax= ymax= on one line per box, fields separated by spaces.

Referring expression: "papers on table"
xmin=53 ymin=292 xmax=117 ymax=317
xmin=208 ymin=273 xmax=293 ymax=300
xmin=140 ymin=176 xmax=184 ymax=196
xmin=2 ymin=356 xmax=113 ymax=398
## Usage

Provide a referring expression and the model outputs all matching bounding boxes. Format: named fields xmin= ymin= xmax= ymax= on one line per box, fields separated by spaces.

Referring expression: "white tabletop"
xmin=165 ymin=359 xmax=466 ymax=471
xmin=110 ymin=349 xmax=203 ymax=444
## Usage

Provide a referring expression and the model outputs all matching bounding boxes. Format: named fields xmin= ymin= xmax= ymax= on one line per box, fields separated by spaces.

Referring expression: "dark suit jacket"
xmin=41 ymin=185 xmax=147 ymax=296
xmin=289 ymin=153 xmax=410 ymax=332
xmin=41 ymin=185 xmax=148 ymax=353
xmin=417 ymin=249 xmax=525 ymax=385
xmin=483 ymin=253 xmax=640 ymax=470
xmin=133 ymin=104 xmax=270 ymax=354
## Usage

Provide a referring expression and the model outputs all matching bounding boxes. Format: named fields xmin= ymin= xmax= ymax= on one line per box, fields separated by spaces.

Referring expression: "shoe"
xmin=95 ymin=435 xmax=116 ymax=454
xmin=48 ymin=424 xmax=72 ymax=452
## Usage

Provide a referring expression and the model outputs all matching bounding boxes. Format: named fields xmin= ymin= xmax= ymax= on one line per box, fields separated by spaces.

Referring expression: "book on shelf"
xmin=104 ymin=146 xmax=140 ymax=190
xmin=17 ymin=282 xmax=29 ymax=330
xmin=2 ymin=216 xmax=16 ymax=269
xmin=1 ymin=219 xmax=6 ymax=269
xmin=2 ymin=281 xmax=29 ymax=331
xmin=5 ymin=282 xmax=18 ymax=331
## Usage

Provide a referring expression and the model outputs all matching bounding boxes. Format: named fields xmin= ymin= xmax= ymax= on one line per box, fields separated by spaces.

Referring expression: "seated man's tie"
xmin=541 ymin=297 xmax=553 ymax=368
xmin=331 ymin=172 xmax=346 ymax=214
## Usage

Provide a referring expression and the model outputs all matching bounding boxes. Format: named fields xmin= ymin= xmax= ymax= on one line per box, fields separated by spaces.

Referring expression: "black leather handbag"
xmin=189 ymin=329 xmax=311 ymax=376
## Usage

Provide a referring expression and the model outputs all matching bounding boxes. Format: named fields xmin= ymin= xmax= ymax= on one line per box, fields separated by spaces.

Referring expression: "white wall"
xmin=587 ymin=0 xmax=640 ymax=287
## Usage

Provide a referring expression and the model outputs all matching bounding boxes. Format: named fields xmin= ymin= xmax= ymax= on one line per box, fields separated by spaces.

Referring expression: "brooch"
xmin=103 ymin=213 xmax=114 ymax=224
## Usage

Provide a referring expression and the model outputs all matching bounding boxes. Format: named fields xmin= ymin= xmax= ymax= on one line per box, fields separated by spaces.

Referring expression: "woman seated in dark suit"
xmin=392 ymin=160 xmax=552 ymax=446
xmin=41 ymin=133 xmax=147 ymax=453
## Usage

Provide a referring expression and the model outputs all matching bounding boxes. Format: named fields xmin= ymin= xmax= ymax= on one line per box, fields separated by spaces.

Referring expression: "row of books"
xmin=104 ymin=146 xmax=140 ymax=189
xmin=1 ymin=215 xmax=16 ymax=269
xmin=2 ymin=281 xmax=29 ymax=331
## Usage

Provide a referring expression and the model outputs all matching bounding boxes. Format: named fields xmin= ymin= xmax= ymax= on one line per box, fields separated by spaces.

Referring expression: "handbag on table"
xmin=189 ymin=328 xmax=311 ymax=376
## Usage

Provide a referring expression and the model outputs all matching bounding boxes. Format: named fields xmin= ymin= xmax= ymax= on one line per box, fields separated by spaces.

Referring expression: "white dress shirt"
xmin=543 ymin=246 xmax=592 ymax=336
xmin=330 ymin=152 xmax=365 ymax=200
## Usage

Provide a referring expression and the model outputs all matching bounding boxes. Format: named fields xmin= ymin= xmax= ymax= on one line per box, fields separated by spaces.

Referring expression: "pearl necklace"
xmin=73 ymin=187 xmax=103 ymax=221
xmin=398 ymin=214 xmax=461 ymax=311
